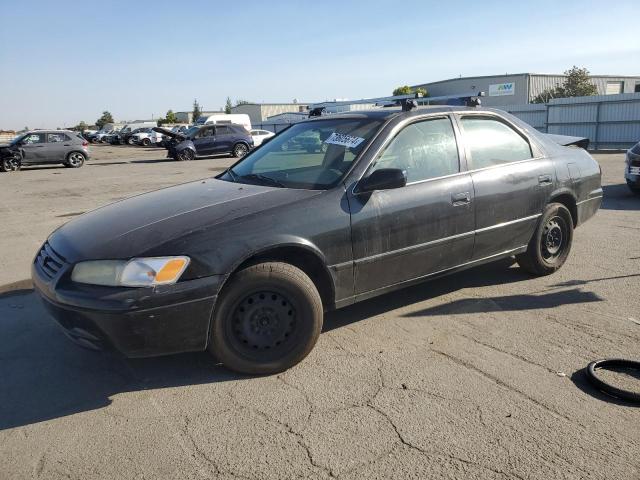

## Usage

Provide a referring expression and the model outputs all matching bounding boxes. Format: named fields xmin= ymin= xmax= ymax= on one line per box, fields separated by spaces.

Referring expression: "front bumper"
xmin=625 ymin=165 xmax=640 ymax=185
xmin=31 ymin=249 xmax=223 ymax=357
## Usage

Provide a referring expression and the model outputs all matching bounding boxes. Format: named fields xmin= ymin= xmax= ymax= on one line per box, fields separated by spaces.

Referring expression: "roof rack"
xmin=308 ymin=91 xmax=485 ymax=116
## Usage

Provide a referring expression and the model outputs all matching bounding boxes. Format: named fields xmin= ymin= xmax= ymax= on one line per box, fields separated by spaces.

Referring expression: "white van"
xmin=195 ymin=114 xmax=251 ymax=131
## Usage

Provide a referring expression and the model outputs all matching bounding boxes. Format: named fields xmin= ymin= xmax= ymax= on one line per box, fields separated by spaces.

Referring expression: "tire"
xmin=65 ymin=152 xmax=85 ymax=168
xmin=127 ymin=137 xmax=135 ymax=145
xmin=586 ymin=359 xmax=640 ymax=403
xmin=516 ymin=202 xmax=573 ymax=275
xmin=627 ymin=181 xmax=640 ymax=195
xmin=142 ymin=138 xmax=151 ymax=146
xmin=0 ymin=153 xmax=22 ymax=172
xmin=209 ymin=262 xmax=323 ymax=374
xmin=233 ymin=143 xmax=249 ymax=158
xmin=176 ymin=149 xmax=195 ymax=161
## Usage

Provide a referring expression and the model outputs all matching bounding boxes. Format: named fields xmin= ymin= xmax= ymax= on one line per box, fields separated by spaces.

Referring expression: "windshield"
xmin=222 ymin=117 xmax=384 ymax=190
xmin=184 ymin=126 xmax=200 ymax=137
xmin=10 ymin=134 xmax=25 ymax=145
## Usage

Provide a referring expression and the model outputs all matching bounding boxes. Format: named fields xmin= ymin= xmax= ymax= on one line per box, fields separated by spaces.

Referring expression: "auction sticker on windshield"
xmin=324 ymin=132 xmax=365 ymax=148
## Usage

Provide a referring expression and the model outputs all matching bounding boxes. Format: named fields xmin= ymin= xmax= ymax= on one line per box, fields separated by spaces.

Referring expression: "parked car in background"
xmin=154 ymin=124 xmax=253 ymax=160
xmin=196 ymin=114 xmax=251 ymax=131
xmin=625 ymin=141 xmax=640 ymax=195
xmin=159 ymin=126 xmax=190 ymax=148
xmin=35 ymin=107 xmax=601 ymax=374
xmin=118 ymin=122 xmax=158 ymax=145
xmin=250 ymin=129 xmax=276 ymax=146
xmin=131 ymin=128 xmax=155 ymax=146
xmin=0 ymin=130 xmax=89 ymax=172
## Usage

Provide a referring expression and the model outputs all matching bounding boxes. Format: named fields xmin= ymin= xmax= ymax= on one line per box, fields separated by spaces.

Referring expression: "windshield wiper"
xmin=225 ymin=168 xmax=240 ymax=183
xmin=239 ymin=173 xmax=285 ymax=188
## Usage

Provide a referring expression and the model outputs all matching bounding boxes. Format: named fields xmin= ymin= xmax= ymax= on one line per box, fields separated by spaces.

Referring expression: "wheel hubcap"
xmin=231 ymin=291 xmax=296 ymax=350
xmin=5 ymin=157 xmax=19 ymax=171
xmin=541 ymin=216 xmax=565 ymax=260
xmin=236 ymin=145 xmax=247 ymax=157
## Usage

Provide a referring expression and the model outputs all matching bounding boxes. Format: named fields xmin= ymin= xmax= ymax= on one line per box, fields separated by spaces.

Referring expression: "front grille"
xmin=35 ymin=242 xmax=67 ymax=279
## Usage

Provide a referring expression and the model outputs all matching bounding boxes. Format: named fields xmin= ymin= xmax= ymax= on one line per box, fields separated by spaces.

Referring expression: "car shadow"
xmin=0 ymin=260 xmax=607 ymax=430
xmin=601 ymin=184 xmax=640 ymax=211
xmin=324 ymin=259 xmax=535 ymax=331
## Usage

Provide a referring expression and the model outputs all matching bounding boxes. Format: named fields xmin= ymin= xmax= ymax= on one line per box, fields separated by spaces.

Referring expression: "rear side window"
xmin=48 ymin=133 xmax=70 ymax=143
xmin=461 ymin=116 xmax=532 ymax=169
xmin=216 ymin=126 xmax=231 ymax=135
xmin=371 ymin=117 xmax=460 ymax=183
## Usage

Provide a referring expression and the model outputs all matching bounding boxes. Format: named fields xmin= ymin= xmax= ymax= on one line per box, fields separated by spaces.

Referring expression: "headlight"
xmin=71 ymin=256 xmax=190 ymax=287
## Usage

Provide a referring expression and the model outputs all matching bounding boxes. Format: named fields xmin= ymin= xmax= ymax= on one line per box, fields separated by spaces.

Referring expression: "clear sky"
xmin=1 ymin=0 xmax=638 ymax=130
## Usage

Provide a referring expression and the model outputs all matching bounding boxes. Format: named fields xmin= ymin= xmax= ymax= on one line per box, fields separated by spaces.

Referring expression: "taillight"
xmin=82 ymin=141 xmax=88 ymax=147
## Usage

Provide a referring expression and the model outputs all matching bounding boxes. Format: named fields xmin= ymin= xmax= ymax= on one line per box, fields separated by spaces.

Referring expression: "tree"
xmin=192 ymin=99 xmax=202 ymax=123
xmin=235 ymin=99 xmax=253 ymax=106
xmin=74 ymin=121 xmax=88 ymax=132
xmin=225 ymin=97 xmax=233 ymax=114
xmin=532 ymin=66 xmax=598 ymax=103
xmin=95 ymin=111 xmax=114 ymax=129
xmin=392 ymin=85 xmax=428 ymax=97
xmin=165 ymin=110 xmax=178 ymax=123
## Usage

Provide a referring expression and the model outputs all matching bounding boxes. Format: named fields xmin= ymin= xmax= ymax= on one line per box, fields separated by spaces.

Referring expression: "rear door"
xmin=46 ymin=132 xmax=71 ymax=162
xmin=455 ymin=113 xmax=553 ymax=260
xmin=212 ymin=125 xmax=233 ymax=153
xmin=348 ymin=115 xmax=475 ymax=295
xmin=19 ymin=133 xmax=47 ymax=163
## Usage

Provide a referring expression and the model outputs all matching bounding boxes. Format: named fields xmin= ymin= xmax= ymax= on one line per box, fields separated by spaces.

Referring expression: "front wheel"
xmin=233 ymin=143 xmax=249 ymax=158
xmin=516 ymin=203 xmax=573 ymax=275
xmin=1 ymin=153 xmax=22 ymax=172
xmin=65 ymin=152 xmax=85 ymax=168
xmin=142 ymin=138 xmax=151 ymax=146
xmin=176 ymin=149 xmax=195 ymax=161
xmin=627 ymin=180 xmax=640 ymax=196
xmin=209 ymin=262 xmax=323 ymax=374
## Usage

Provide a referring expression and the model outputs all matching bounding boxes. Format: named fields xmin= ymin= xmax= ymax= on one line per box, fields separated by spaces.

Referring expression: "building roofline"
xmin=412 ymin=72 xmax=640 ymax=88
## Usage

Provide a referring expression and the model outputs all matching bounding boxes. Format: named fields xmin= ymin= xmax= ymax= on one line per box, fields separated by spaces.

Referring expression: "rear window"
xmin=48 ymin=133 xmax=71 ymax=143
xmin=631 ymin=143 xmax=640 ymax=155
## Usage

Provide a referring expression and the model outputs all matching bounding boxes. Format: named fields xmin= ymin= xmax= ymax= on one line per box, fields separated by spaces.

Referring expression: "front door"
xmin=348 ymin=116 xmax=475 ymax=296
xmin=19 ymin=132 xmax=47 ymax=163
xmin=456 ymin=114 xmax=553 ymax=260
xmin=192 ymin=126 xmax=216 ymax=155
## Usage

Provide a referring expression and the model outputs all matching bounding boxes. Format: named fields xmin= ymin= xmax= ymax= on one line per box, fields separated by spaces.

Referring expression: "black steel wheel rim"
xmin=541 ymin=215 xmax=566 ymax=261
xmin=228 ymin=290 xmax=297 ymax=352
xmin=235 ymin=144 xmax=248 ymax=157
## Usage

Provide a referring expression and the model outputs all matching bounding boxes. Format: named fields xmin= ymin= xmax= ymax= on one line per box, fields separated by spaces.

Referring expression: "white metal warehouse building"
xmin=412 ymin=73 xmax=640 ymax=107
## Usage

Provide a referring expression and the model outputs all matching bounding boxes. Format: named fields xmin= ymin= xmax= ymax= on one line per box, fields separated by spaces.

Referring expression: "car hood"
xmin=153 ymin=127 xmax=186 ymax=141
xmin=48 ymin=178 xmax=321 ymax=262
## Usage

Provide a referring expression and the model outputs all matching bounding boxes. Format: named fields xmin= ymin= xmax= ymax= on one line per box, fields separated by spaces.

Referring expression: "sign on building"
xmin=489 ymin=82 xmax=515 ymax=96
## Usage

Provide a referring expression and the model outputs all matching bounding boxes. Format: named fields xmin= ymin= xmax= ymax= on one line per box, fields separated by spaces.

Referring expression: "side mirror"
xmin=355 ymin=168 xmax=407 ymax=194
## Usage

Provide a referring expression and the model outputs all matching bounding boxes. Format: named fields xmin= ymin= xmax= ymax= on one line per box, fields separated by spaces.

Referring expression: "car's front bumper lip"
xmin=32 ymin=262 xmax=223 ymax=357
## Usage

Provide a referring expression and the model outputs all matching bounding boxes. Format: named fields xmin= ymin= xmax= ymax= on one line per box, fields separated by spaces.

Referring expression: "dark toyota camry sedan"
xmin=32 ymin=106 xmax=602 ymax=374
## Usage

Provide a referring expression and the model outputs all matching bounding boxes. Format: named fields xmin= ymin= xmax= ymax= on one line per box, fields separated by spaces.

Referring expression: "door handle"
xmin=538 ymin=174 xmax=552 ymax=185
xmin=451 ymin=192 xmax=471 ymax=206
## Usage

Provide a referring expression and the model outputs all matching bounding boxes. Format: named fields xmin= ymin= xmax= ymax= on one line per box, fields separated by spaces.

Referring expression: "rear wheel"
xmin=142 ymin=138 xmax=151 ymax=146
xmin=127 ymin=137 xmax=135 ymax=145
xmin=65 ymin=152 xmax=85 ymax=168
xmin=516 ymin=203 xmax=573 ymax=275
xmin=233 ymin=143 xmax=249 ymax=158
xmin=209 ymin=262 xmax=323 ymax=374
xmin=1 ymin=153 xmax=21 ymax=172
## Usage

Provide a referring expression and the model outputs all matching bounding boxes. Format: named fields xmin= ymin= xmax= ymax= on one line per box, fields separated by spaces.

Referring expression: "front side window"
xmin=460 ymin=116 xmax=532 ymax=169
xmin=370 ymin=117 xmax=459 ymax=183
xmin=224 ymin=118 xmax=384 ymax=190
xmin=216 ymin=126 xmax=231 ymax=135
xmin=22 ymin=133 xmax=45 ymax=144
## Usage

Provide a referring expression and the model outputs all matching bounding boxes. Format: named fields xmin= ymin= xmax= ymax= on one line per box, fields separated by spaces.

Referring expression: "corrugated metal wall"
xmin=500 ymin=92 xmax=640 ymax=149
